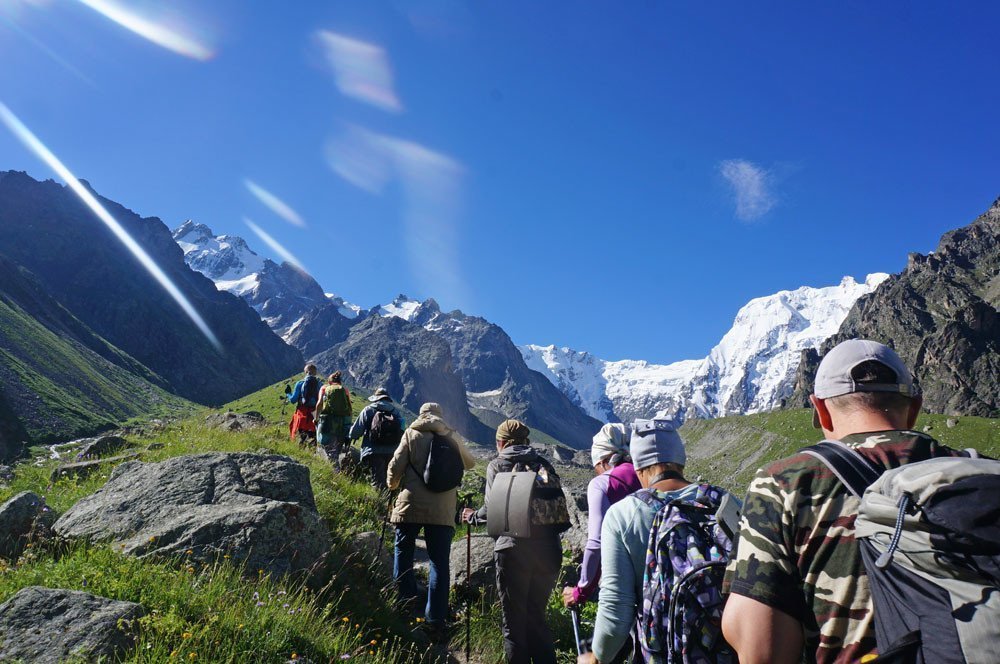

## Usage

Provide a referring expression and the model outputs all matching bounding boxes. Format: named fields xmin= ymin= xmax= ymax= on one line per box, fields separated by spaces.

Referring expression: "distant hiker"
xmin=315 ymin=371 xmax=353 ymax=468
xmin=721 ymin=339 xmax=988 ymax=664
xmin=286 ymin=364 xmax=320 ymax=447
xmin=349 ymin=388 xmax=405 ymax=490
xmin=463 ymin=419 xmax=570 ymax=664
xmin=386 ymin=402 xmax=476 ymax=641
xmin=579 ymin=419 xmax=736 ymax=664
xmin=563 ymin=423 xmax=641 ymax=612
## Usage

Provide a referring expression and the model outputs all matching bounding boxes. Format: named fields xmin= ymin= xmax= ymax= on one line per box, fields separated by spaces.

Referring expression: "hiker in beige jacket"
xmin=386 ymin=402 xmax=476 ymax=638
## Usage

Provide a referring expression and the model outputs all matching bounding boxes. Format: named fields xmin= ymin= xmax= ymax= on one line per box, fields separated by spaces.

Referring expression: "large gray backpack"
xmin=804 ymin=441 xmax=1000 ymax=664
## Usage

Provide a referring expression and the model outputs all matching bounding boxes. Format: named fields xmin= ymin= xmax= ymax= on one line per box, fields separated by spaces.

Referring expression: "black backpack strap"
xmin=800 ymin=440 xmax=882 ymax=498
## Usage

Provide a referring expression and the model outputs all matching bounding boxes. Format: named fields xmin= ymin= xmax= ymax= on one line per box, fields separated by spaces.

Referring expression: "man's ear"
xmin=906 ymin=395 xmax=923 ymax=430
xmin=810 ymin=395 xmax=834 ymax=432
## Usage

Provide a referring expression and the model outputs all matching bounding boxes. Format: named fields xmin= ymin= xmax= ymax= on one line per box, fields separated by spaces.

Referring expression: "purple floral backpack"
xmin=632 ymin=484 xmax=737 ymax=664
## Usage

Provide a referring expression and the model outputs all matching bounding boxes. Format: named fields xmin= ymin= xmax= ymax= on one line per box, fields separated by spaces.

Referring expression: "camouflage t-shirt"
xmin=723 ymin=430 xmax=964 ymax=664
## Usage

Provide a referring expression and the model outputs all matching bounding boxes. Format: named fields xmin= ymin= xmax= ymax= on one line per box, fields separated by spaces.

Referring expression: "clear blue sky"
xmin=1 ymin=1 xmax=998 ymax=364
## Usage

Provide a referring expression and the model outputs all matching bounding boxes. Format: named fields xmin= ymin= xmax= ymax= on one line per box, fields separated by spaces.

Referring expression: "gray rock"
xmin=347 ymin=531 xmax=392 ymax=576
xmin=450 ymin=533 xmax=495 ymax=592
xmin=53 ymin=453 xmax=331 ymax=579
xmin=947 ymin=418 xmax=959 ymax=428
xmin=51 ymin=451 xmax=142 ymax=482
xmin=0 ymin=586 xmax=144 ymax=664
xmin=0 ymin=464 xmax=13 ymax=485
xmin=76 ymin=435 xmax=128 ymax=460
xmin=204 ymin=410 xmax=268 ymax=431
xmin=560 ymin=486 xmax=589 ymax=563
xmin=0 ymin=491 xmax=54 ymax=560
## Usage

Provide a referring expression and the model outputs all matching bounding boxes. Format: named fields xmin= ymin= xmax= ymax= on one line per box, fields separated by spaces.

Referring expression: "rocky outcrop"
xmin=450 ymin=533 xmax=495 ymax=593
xmin=0 ymin=491 xmax=53 ymax=560
xmin=204 ymin=410 xmax=267 ymax=431
xmin=286 ymin=300 xmax=356 ymax=358
xmin=0 ymin=587 xmax=144 ymax=664
xmin=789 ymin=199 xmax=1000 ymax=417
xmin=53 ymin=453 xmax=331 ymax=579
xmin=76 ymin=435 xmax=128 ymax=460
xmin=0 ymin=171 xmax=302 ymax=407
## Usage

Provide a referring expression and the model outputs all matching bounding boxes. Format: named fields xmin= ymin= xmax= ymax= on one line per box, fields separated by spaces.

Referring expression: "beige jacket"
xmin=387 ymin=404 xmax=476 ymax=527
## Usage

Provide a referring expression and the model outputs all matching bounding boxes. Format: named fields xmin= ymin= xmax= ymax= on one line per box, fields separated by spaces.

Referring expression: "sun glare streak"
xmin=317 ymin=31 xmax=402 ymax=112
xmin=0 ymin=13 xmax=96 ymax=86
xmin=244 ymin=179 xmax=306 ymax=228
xmin=74 ymin=0 xmax=214 ymax=60
xmin=243 ymin=217 xmax=309 ymax=274
xmin=0 ymin=101 xmax=222 ymax=352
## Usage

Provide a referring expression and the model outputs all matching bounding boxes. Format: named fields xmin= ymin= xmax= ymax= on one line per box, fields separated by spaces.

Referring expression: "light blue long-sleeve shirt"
xmin=591 ymin=483 xmax=699 ymax=662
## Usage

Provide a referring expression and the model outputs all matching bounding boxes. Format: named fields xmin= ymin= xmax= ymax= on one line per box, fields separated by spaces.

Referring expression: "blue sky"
xmin=1 ymin=1 xmax=998 ymax=364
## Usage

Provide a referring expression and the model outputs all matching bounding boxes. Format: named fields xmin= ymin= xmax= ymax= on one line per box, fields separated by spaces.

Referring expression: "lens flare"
xmin=244 ymin=179 xmax=306 ymax=228
xmin=316 ymin=31 xmax=402 ymax=112
xmin=75 ymin=0 xmax=214 ymax=61
xmin=243 ymin=217 xmax=308 ymax=274
xmin=0 ymin=101 xmax=222 ymax=352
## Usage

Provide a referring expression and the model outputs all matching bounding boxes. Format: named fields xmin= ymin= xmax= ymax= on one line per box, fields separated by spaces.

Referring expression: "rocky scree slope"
xmin=790 ymin=198 xmax=1000 ymax=417
xmin=0 ymin=253 xmax=188 ymax=459
xmin=522 ymin=273 xmax=887 ymax=424
xmin=0 ymin=171 xmax=302 ymax=405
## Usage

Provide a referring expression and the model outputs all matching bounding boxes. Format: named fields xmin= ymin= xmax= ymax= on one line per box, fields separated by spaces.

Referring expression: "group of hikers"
xmin=284 ymin=340 xmax=999 ymax=664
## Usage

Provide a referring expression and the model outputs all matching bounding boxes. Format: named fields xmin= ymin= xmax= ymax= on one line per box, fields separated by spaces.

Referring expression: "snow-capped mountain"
xmin=521 ymin=273 xmax=890 ymax=424
xmin=172 ymin=221 xmax=349 ymax=337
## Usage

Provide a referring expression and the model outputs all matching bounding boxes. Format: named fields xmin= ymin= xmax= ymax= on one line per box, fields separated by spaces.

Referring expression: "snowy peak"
xmin=172 ymin=220 xmax=266 ymax=282
xmin=520 ymin=273 xmax=890 ymax=424
xmin=372 ymin=294 xmax=424 ymax=322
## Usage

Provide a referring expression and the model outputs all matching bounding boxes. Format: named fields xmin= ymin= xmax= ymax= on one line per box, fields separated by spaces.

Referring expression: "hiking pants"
xmin=496 ymin=537 xmax=561 ymax=664
xmin=366 ymin=453 xmax=390 ymax=491
xmin=393 ymin=523 xmax=454 ymax=624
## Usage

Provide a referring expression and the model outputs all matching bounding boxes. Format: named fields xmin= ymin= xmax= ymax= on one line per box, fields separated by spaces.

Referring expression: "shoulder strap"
xmin=800 ymin=440 xmax=882 ymax=498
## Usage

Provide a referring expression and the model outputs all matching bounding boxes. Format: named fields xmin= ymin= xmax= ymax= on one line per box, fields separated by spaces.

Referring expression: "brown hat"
xmin=496 ymin=419 xmax=530 ymax=444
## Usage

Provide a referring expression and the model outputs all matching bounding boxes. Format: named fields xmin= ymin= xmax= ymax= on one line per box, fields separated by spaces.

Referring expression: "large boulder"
xmin=450 ymin=533 xmax=495 ymax=593
xmin=560 ymin=486 xmax=589 ymax=563
xmin=0 ymin=491 xmax=54 ymax=560
xmin=0 ymin=587 xmax=144 ymax=664
xmin=75 ymin=434 xmax=128 ymax=460
xmin=53 ymin=453 xmax=331 ymax=579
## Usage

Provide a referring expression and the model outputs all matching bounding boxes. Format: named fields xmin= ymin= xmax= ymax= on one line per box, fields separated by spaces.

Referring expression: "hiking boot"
xmin=422 ymin=619 xmax=450 ymax=645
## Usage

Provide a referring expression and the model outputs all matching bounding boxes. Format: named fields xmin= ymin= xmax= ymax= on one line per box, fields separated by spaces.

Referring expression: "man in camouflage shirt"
xmin=721 ymin=340 xmax=967 ymax=664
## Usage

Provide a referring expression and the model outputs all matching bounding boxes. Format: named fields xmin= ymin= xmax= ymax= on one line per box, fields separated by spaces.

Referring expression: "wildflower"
xmin=187 ymin=566 xmax=195 ymax=574
xmin=170 ymin=651 xmax=178 ymax=659
xmin=341 ymin=617 xmax=349 ymax=623
xmin=189 ymin=653 xmax=197 ymax=660
xmin=185 ymin=549 xmax=193 ymax=555
xmin=370 ymin=639 xmax=377 ymax=645
xmin=290 ymin=655 xmax=298 ymax=661
xmin=415 ymin=617 xmax=424 ymax=623
xmin=237 ymin=624 xmax=244 ymax=629
xmin=340 ymin=656 xmax=351 ymax=661
xmin=283 ymin=603 xmax=290 ymax=609
xmin=182 ymin=632 xmax=192 ymax=639
xmin=256 ymin=601 xmax=265 ymax=607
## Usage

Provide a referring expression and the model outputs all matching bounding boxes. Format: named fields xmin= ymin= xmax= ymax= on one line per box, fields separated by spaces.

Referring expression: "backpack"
xmin=320 ymin=384 xmax=352 ymax=417
xmin=487 ymin=457 xmax=572 ymax=539
xmin=370 ymin=408 xmax=403 ymax=449
xmin=299 ymin=375 xmax=319 ymax=408
xmin=633 ymin=484 xmax=738 ymax=664
xmin=410 ymin=433 xmax=465 ymax=493
xmin=802 ymin=441 xmax=1000 ymax=664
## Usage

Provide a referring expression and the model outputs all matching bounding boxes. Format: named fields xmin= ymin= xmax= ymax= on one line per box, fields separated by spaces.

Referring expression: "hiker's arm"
xmin=348 ymin=407 xmax=368 ymax=441
xmin=590 ymin=504 xmax=634 ymax=662
xmin=314 ymin=388 xmax=325 ymax=415
xmin=722 ymin=594 xmax=803 ymax=664
xmin=469 ymin=462 xmax=496 ymax=525
xmin=386 ymin=432 xmax=410 ymax=491
xmin=454 ymin=436 xmax=476 ymax=470
xmin=721 ymin=469 xmax=805 ymax=663
xmin=287 ymin=380 xmax=303 ymax=404
xmin=570 ymin=476 xmax=611 ymax=605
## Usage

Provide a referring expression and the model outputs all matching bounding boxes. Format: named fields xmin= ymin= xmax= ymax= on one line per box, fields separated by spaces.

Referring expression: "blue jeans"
xmin=393 ymin=523 xmax=455 ymax=623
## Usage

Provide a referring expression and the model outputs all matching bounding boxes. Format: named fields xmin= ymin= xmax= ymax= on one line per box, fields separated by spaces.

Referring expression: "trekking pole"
xmin=377 ymin=491 xmax=393 ymax=566
xmin=571 ymin=608 xmax=582 ymax=656
xmin=465 ymin=519 xmax=472 ymax=661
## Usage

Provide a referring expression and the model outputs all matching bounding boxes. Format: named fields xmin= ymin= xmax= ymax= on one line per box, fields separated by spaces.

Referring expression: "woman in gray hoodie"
xmin=387 ymin=403 xmax=476 ymax=638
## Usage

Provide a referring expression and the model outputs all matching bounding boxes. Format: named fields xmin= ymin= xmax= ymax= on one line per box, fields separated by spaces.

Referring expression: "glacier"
xmin=520 ymin=273 xmax=890 ymax=424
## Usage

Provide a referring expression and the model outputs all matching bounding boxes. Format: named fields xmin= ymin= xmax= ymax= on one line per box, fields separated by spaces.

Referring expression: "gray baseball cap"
xmin=812 ymin=339 xmax=917 ymax=427
xmin=630 ymin=418 xmax=686 ymax=470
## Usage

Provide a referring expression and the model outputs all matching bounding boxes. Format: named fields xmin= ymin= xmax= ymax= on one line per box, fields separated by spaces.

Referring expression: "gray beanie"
xmin=630 ymin=418 xmax=686 ymax=470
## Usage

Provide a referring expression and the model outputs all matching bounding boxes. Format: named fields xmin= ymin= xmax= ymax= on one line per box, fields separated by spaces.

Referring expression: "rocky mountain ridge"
xmin=789 ymin=199 xmax=1000 ymax=416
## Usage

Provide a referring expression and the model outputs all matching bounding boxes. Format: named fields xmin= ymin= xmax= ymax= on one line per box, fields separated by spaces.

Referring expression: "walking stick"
xmin=377 ymin=491 xmax=393 ymax=566
xmin=571 ymin=607 xmax=583 ymax=656
xmin=465 ymin=520 xmax=472 ymax=661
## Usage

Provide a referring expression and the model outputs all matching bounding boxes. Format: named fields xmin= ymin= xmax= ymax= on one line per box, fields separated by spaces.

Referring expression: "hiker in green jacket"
xmin=315 ymin=371 xmax=353 ymax=469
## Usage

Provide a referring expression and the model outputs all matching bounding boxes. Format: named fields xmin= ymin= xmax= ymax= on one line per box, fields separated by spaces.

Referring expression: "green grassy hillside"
xmin=681 ymin=409 xmax=1000 ymax=493
xmin=0 ymin=286 xmax=192 ymax=453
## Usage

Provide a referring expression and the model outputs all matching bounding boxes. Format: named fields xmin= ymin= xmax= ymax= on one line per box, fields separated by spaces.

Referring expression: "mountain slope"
xmin=790 ymin=199 xmax=1000 ymax=416
xmin=0 ymin=254 xmax=190 ymax=458
xmin=311 ymin=314 xmax=491 ymax=442
xmin=522 ymin=274 xmax=888 ymax=424
xmin=0 ymin=171 xmax=302 ymax=405
xmin=173 ymin=221 xmax=333 ymax=338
